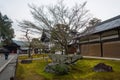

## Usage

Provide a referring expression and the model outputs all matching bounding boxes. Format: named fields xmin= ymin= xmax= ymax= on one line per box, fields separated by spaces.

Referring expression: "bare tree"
xmin=18 ymin=20 xmax=42 ymax=57
xmin=18 ymin=1 xmax=91 ymax=55
xmin=89 ymin=18 xmax=101 ymax=27
xmin=31 ymin=38 xmax=45 ymax=54
xmin=20 ymin=29 xmax=32 ymax=57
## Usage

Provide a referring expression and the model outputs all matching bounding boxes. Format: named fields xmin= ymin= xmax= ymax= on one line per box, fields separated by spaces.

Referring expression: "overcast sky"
xmin=0 ymin=0 xmax=120 ymax=40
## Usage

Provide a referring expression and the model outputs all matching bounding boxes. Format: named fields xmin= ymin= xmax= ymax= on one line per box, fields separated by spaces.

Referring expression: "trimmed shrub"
xmin=53 ymin=64 xmax=69 ymax=75
xmin=45 ymin=63 xmax=69 ymax=75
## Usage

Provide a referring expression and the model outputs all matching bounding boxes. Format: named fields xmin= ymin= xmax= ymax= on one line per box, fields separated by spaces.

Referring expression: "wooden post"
xmin=117 ymin=28 xmax=120 ymax=39
xmin=77 ymin=44 xmax=80 ymax=54
xmin=100 ymin=33 xmax=103 ymax=57
xmin=79 ymin=44 xmax=81 ymax=54
xmin=76 ymin=39 xmax=81 ymax=55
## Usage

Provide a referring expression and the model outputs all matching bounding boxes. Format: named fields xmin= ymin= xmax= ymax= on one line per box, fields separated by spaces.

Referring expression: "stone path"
xmin=0 ymin=54 xmax=18 ymax=80
xmin=83 ymin=56 xmax=120 ymax=60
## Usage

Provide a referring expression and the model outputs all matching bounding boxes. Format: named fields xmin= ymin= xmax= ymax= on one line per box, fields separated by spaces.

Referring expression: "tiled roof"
xmin=93 ymin=15 xmax=120 ymax=33
xmin=12 ymin=40 xmax=29 ymax=47
xmin=77 ymin=15 xmax=120 ymax=38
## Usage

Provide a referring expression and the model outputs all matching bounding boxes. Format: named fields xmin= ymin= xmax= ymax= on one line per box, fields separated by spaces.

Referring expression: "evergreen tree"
xmin=0 ymin=12 xmax=14 ymax=45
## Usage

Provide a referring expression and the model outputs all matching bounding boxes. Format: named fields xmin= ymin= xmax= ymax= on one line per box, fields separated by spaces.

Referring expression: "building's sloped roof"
xmin=12 ymin=40 xmax=29 ymax=47
xmin=93 ymin=15 xmax=120 ymax=34
xmin=77 ymin=15 xmax=120 ymax=38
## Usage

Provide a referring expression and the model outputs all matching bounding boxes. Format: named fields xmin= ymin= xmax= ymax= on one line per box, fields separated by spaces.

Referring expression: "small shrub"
xmin=52 ymin=64 xmax=69 ymax=75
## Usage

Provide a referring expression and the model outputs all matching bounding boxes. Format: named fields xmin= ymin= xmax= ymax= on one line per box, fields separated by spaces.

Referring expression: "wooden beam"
xmin=80 ymin=36 xmax=120 ymax=45
xmin=100 ymin=33 xmax=103 ymax=57
xmin=117 ymin=28 xmax=120 ymax=39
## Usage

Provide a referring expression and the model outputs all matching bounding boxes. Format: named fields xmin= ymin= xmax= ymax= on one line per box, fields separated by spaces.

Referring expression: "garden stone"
xmin=48 ymin=54 xmax=82 ymax=64
xmin=93 ymin=63 xmax=113 ymax=72
xmin=46 ymin=54 xmax=82 ymax=75
xmin=65 ymin=55 xmax=82 ymax=64
xmin=21 ymin=59 xmax=32 ymax=64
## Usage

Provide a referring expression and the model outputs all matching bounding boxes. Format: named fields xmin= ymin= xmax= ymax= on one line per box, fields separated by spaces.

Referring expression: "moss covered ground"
xmin=16 ymin=55 xmax=120 ymax=80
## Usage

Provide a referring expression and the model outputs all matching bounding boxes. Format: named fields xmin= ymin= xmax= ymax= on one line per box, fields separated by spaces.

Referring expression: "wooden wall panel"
xmin=103 ymin=41 xmax=120 ymax=58
xmin=81 ymin=43 xmax=101 ymax=56
xmin=81 ymin=44 xmax=89 ymax=56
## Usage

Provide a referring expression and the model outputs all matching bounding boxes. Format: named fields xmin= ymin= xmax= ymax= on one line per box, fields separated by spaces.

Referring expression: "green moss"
xmin=18 ymin=54 xmax=48 ymax=60
xmin=16 ymin=57 xmax=120 ymax=80
xmin=16 ymin=64 xmax=25 ymax=80
xmin=18 ymin=55 xmax=28 ymax=60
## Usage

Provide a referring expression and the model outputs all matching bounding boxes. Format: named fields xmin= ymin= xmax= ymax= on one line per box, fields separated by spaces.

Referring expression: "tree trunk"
xmin=76 ymin=44 xmax=80 ymax=55
xmin=64 ymin=45 xmax=68 ymax=55
xmin=28 ymin=44 xmax=31 ymax=58
xmin=61 ymin=46 xmax=64 ymax=55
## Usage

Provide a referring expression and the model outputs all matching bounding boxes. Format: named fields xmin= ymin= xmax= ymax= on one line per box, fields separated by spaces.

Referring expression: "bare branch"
xmin=18 ymin=1 xmax=91 ymax=54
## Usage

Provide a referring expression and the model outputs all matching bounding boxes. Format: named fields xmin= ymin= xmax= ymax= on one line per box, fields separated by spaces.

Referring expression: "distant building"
xmin=69 ymin=15 xmax=120 ymax=58
xmin=12 ymin=40 xmax=29 ymax=54
xmin=40 ymin=29 xmax=51 ymax=53
xmin=3 ymin=41 xmax=20 ymax=53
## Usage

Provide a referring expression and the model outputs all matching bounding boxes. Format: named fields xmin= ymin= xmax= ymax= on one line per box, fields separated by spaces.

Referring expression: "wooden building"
xmin=3 ymin=42 xmax=20 ymax=53
xmin=12 ymin=40 xmax=29 ymax=54
xmin=40 ymin=29 xmax=51 ymax=53
xmin=71 ymin=15 xmax=120 ymax=58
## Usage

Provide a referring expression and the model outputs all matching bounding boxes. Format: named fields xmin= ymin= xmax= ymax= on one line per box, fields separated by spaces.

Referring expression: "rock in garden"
xmin=21 ymin=59 xmax=32 ymax=64
xmin=48 ymin=54 xmax=82 ymax=64
xmin=93 ymin=63 xmax=113 ymax=72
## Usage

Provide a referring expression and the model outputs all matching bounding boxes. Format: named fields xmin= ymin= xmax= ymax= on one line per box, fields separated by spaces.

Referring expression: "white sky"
xmin=0 ymin=0 xmax=120 ymax=40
